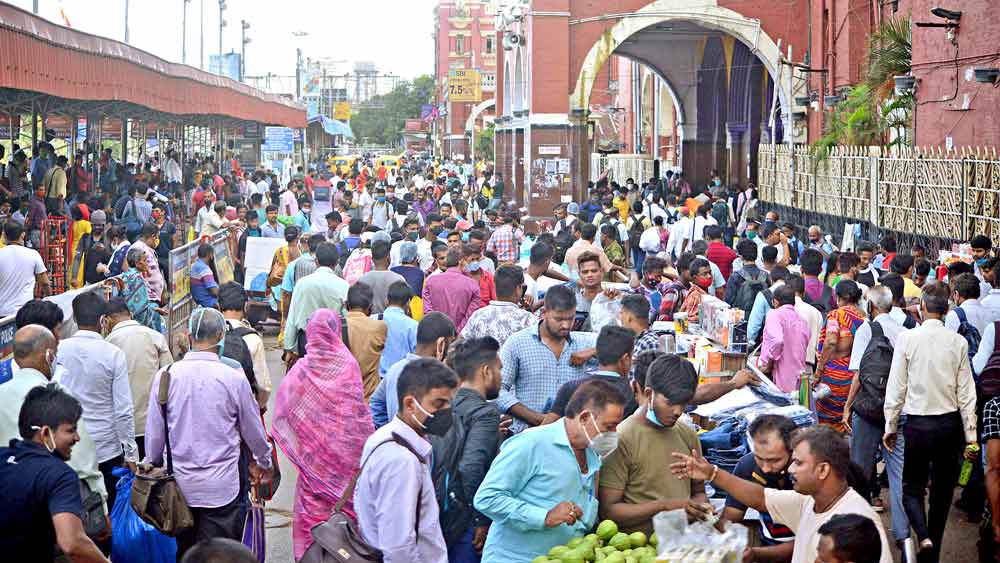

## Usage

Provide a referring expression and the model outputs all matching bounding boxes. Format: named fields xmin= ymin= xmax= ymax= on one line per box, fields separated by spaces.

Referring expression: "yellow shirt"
xmin=613 ymin=197 xmax=630 ymax=222
xmin=903 ymin=277 xmax=923 ymax=300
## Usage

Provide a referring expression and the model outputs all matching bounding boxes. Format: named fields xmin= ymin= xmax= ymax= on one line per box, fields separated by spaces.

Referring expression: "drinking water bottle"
xmin=959 ymin=444 xmax=980 ymax=486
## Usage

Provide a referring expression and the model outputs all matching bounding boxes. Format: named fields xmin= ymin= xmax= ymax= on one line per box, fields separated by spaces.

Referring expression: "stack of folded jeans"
xmin=699 ymin=417 xmax=749 ymax=474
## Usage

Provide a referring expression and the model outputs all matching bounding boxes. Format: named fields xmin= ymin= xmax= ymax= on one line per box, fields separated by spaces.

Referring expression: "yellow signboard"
xmin=334 ymin=102 xmax=352 ymax=121
xmin=448 ymin=69 xmax=482 ymax=103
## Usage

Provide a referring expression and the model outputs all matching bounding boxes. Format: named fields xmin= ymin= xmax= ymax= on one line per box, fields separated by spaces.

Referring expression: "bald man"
xmin=808 ymin=225 xmax=835 ymax=256
xmin=0 ymin=325 xmax=109 ymax=518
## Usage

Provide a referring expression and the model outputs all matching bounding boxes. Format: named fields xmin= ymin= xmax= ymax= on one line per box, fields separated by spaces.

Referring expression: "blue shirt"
xmin=368 ymin=353 xmax=420 ymax=428
xmin=261 ymin=221 xmax=285 ymax=239
xmin=497 ymin=322 xmax=597 ymax=434
xmin=292 ymin=210 xmax=311 ymax=231
xmin=747 ymin=286 xmax=776 ymax=344
xmin=474 ymin=419 xmax=601 ymax=563
xmin=378 ymin=306 xmax=418 ymax=376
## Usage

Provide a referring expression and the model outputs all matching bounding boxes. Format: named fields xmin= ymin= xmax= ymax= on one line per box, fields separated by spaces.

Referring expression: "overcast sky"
xmin=10 ymin=0 xmax=437 ymax=80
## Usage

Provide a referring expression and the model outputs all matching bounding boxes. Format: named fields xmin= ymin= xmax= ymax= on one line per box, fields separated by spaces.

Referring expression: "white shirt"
xmin=848 ymin=313 xmax=909 ymax=371
xmin=794 ymin=297 xmax=824 ymax=364
xmin=755 ymin=238 xmax=786 ymax=269
xmin=0 ymin=244 xmax=47 ymax=317
xmin=524 ymin=270 xmax=562 ymax=302
xmin=415 ymin=238 xmax=436 ymax=271
xmin=355 ymin=417 xmax=448 ymax=563
xmin=974 ymin=322 xmax=1000 ymax=375
xmin=252 ymin=180 xmax=269 ymax=198
xmin=764 ymin=488 xmax=892 ymax=563
xmin=945 ymin=298 xmax=997 ymax=336
xmin=553 ymin=215 xmax=578 ymax=236
xmin=164 ymin=158 xmax=182 ymax=183
xmin=667 ymin=217 xmax=691 ymax=257
xmin=638 ymin=226 xmax=663 ymax=253
xmin=884 ymin=318 xmax=978 ymax=443
xmin=56 ymin=330 xmax=139 ymax=463
xmin=982 ymin=288 xmax=1000 ymax=319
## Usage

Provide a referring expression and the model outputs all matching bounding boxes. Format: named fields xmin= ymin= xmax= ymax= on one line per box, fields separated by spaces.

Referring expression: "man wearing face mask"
xmin=0 ymin=384 xmax=111 ymax=563
xmin=355 ymin=358 xmax=459 ymax=563
xmin=429 ymin=337 xmax=504 ymax=560
xmin=424 ymin=246 xmax=482 ymax=333
xmin=476 ymin=380 xmax=627 ymax=563
xmin=598 ymin=354 xmax=709 ymax=534
xmin=462 ymin=243 xmax=495 ymax=311
xmin=370 ymin=188 xmax=392 ymax=230
xmin=370 ymin=312 xmax=457 ymax=427
xmin=144 ymin=307 xmax=274 ymax=557
xmin=720 ymin=415 xmax=797 ymax=562
xmin=56 ymin=292 xmax=137 ymax=511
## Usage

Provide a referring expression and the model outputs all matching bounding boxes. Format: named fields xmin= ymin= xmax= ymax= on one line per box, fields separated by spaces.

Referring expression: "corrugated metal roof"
xmin=0 ymin=1 xmax=306 ymax=128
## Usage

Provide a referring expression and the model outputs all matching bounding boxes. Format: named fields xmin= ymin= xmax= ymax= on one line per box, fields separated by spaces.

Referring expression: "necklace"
xmin=814 ymin=485 xmax=850 ymax=513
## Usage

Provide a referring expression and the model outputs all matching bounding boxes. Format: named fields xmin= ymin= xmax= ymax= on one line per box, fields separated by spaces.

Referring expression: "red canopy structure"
xmin=0 ymin=1 xmax=305 ymax=128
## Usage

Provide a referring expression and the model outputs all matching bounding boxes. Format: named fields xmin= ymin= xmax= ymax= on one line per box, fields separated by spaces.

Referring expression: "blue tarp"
xmin=308 ymin=113 xmax=354 ymax=139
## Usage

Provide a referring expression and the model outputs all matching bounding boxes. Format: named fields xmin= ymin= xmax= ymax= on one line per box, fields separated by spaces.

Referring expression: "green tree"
xmin=475 ymin=122 xmax=495 ymax=161
xmin=812 ymin=17 xmax=912 ymax=161
xmin=351 ymin=75 xmax=435 ymax=146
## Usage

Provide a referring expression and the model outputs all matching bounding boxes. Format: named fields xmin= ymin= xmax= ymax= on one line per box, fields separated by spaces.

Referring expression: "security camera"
xmin=931 ymin=7 xmax=962 ymax=20
xmin=503 ymin=33 xmax=525 ymax=50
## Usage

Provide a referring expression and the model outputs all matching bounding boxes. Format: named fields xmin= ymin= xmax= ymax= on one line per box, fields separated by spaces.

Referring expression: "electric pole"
xmin=124 ymin=0 xmax=130 ymax=43
xmin=182 ymin=0 xmax=191 ymax=64
xmin=218 ymin=0 xmax=227 ymax=74
xmin=199 ymin=0 xmax=204 ymax=70
xmin=241 ymin=20 xmax=250 ymax=82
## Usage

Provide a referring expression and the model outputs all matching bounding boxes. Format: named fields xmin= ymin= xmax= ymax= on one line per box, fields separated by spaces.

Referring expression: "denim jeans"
xmin=448 ymin=527 xmax=482 ymax=563
xmin=850 ymin=412 xmax=910 ymax=541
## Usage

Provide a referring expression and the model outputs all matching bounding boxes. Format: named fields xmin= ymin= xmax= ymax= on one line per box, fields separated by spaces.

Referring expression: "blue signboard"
xmin=209 ymin=53 xmax=242 ymax=81
xmin=262 ymin=126 xmax=294 ymax=152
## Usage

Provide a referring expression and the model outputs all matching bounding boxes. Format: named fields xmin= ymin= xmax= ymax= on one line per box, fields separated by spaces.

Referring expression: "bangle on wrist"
xmin=708 ymin=464 xmax=719 ymax=483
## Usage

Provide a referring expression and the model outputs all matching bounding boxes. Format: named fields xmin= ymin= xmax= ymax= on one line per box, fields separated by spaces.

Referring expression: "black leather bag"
xmin=79 ymin=480 xmax=109 ymax=539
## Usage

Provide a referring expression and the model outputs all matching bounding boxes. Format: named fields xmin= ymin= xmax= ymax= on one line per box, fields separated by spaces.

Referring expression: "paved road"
xmin=254 ymin=333 xmax=982 ymax=562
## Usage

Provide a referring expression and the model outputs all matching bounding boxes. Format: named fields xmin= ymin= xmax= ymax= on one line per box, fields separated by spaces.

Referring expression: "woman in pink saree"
xmin=271 ymin=308 xmax=374 ymax=560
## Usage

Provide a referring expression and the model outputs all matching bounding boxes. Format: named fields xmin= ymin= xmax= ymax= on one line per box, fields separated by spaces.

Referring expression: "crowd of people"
xmin=1 ymin=144 xmax=1000 ymax=563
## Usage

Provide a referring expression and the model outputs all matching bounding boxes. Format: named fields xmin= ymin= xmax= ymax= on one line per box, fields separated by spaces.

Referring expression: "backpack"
xmin=732 ymin=269 xmax=769 ymax=315
xmin=955 ymin=307 xmax=982 ymax=380
xmin=428 ymin=406 xmax=471 ymax=547
xmin=747 ymin=288 xmax=774 ymax=349
xmin=850 ymin=321 xmax=895 ymax=426
xmin=553 ymin=228 xmax=575 ymax=265
xmin=475 ymin=193 xmax=489 ymax=210
xmin=343 ymin=249 xmax=373 ymax=286
xmin=805 ymin=285 xmax=835 ymax=316
xmin=336 ymin=241 xmax=351 ymax=269
xmin=628 ymin=214 xmax=645 ymax=249
xmin=979 ymin=321 xmax=1000 ymax=398
xmin=664 ymin=207 xmax=680 ymax=225
xmin=711 ymin=200 xmax=730 ymax=229
xmin=222 ymin=325 xmax=259 ymax=395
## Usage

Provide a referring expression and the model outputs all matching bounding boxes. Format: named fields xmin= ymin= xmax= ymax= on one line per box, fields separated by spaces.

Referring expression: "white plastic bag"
xmin=589 ymin=293 xmax=622 ymax=334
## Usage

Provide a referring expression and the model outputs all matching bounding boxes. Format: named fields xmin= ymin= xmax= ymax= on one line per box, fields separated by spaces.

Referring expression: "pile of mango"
xmin=533 ymin=520 xmax=659 ymax=563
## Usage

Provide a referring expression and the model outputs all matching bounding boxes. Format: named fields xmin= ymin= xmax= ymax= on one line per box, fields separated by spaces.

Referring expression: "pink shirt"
xmin=758 ymin=304 xmax=811 ymax=392
xmin=280 ymin=190 xmax=299 ymax=217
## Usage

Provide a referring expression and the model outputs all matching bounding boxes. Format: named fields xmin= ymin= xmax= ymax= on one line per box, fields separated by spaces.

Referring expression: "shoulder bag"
xmin=130 ymin=365 xmax=195 ymax=536
xmin=300 ymin=434 xmax=423 ymax=563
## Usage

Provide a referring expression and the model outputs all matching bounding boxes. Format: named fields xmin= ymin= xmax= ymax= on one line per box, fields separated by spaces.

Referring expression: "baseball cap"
xmin=90 ymin=210 xmax=107 ymax=225
xmin=567 ymin=202 xmax=580 ymax=215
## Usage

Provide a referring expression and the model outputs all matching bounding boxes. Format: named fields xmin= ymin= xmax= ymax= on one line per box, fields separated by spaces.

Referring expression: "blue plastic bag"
xmin=110 ymin=467 xmax=178 ymax=563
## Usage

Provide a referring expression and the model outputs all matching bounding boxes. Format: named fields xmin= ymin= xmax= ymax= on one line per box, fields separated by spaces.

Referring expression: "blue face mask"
xmin=645 ymin=392 xmax=664 ymax=428
xmin=376 ymin=196 xmax=386 ymax=203
xmin=977 ymin=257 xmax=988 ymax=267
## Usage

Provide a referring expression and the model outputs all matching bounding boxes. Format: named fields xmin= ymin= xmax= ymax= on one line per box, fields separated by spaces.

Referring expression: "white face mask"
xmin=583 ymin=412 xmax=619 ymax=459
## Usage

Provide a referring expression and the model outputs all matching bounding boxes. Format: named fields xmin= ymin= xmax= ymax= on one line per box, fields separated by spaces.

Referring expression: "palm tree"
xmin=812 ymin=17 xmax=912 ymax=162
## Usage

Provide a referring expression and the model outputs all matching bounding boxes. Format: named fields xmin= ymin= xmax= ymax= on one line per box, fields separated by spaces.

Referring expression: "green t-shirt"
xmin=599 ymin=409 xmax=702 ymax=534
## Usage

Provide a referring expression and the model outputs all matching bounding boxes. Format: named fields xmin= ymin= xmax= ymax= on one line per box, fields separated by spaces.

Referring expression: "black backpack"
xmin=850 ymin=321 xmax=894 ymax=426
xmin=955 ymin=307 xmax=982 ymax=381
xmin=731 ymin=269 xmax=769 ymax=315
xmin=428 ymin=407 xmax=470 ymax=547
xmin=223 ymin=325 xmax=259 ymax=395
xmin=475 ymin=193 xmax=489 ymax=210
xmin=628 ymin=214 xmax=645 ymax=249
xmin=805 ymin=285 xmax=835 ymax=316
xmin=553 ymin=228 xmax=576 ymax=265
xmin=337 ymin=241 xmax=352 ymax=269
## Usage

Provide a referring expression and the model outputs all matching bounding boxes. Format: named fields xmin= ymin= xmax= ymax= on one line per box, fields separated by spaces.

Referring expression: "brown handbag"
xmin=300 ymin=435 xmax=423 ymax=563
xmin=130 ymin=365 xmax=195 ymax=536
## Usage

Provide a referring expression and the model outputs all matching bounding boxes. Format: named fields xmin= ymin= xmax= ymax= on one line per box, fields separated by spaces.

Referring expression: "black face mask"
xmin=413 ymin=401 xmax=454 ymax=436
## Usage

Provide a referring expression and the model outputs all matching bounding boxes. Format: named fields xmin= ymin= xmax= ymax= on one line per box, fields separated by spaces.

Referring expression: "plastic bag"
xmin=589 ymin=293 xmax=622 ymax=334
xmin=653 ymin=508 xmax=748 ymax=561
xmin=242 ymin=494 xmax=266 ymax=562
xmin=111 ymin=467 xmax=177 ymax=563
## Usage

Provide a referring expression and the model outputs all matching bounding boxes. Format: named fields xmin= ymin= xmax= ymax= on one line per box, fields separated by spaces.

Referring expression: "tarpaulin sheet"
xmin=0 ymin=2 xmax=306 ymax=128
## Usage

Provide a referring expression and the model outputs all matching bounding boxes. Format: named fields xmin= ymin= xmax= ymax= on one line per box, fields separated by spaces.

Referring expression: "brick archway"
xmin=568 ymin=0 xmax=805 ymax=145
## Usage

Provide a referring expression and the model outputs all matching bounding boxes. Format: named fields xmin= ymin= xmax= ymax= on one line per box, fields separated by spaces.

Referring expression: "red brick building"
xmin=431 ymin=1 xmax=498 ymax=159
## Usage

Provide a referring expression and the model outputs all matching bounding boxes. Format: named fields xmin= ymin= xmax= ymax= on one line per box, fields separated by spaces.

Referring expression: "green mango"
xmin=605 ymin=552 xmax=626 ymax=563
xmin=649 ymin=532 xmax=658 ymax=548
xmin=568 ymin=538 xmax=585 ymax=549
xmin=585 ymin=533 xmax=601 ymax=546
xmin=596 ymin=520 xmax=619 ymax=541
xmin=628 ymin=531 xmax=647 ymax=548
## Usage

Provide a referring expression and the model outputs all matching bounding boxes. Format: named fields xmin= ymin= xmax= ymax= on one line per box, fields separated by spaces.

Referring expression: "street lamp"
xmin=218 ymin=0 xmax=227 ymax=75
xmin=241 ymin=20 xmax=250 ymax=81
xmin=292 ymin=31 xmax=309 ymax=100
